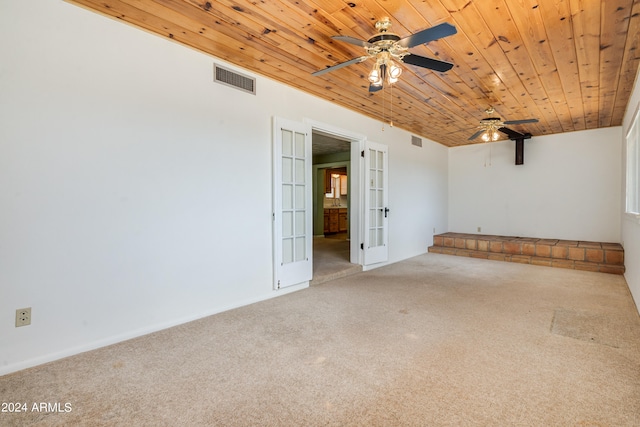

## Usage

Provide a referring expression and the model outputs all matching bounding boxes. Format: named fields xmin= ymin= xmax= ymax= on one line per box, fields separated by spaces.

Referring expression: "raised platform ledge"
xmin=429 ymin=232 xmax=625 ymax=275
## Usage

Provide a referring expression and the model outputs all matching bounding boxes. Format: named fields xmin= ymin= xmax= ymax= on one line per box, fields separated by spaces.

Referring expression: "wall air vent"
xmin=214 ymin=64 xmax=256 ymax=95
xmin=411 ymin=136 xmax=423 ymax=147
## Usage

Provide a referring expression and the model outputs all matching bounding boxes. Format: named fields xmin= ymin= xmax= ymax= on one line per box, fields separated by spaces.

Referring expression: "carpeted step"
xmin=428 ymin=232 xmax=625 ymax=275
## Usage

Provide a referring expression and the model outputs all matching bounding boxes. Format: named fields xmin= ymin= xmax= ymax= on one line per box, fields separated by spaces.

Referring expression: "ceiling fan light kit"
xmin=312 ymin=18 xmax=457 ymax=92
xmin=482 ymin=130 xmax=501 ymax=142
xmin=469 ymin=106 xmax=539 ymax=165
xmin=368 ymin=54 xmax=403 ymax=87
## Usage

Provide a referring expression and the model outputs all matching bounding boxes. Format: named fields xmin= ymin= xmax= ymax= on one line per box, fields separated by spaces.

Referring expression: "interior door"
xmin=363 ymin=141 xmax=389 ymax=265
xmin=273 ymin=117 xmax=313 ymax=289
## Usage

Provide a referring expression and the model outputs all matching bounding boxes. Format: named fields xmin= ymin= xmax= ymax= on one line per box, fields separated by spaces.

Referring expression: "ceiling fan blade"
xmin=503 ymin=118 xmax=539 ymax=125
xmin=397 ymin=22 xmax=457 ymax=48
xmin=311 ymin=56 xmax=369 ymax=76
xmin=369 ymin=83 xmax=383 ymax=93
xmin=468 ymin=129 xmax=485 ymax=141
xmin=402 ymin=54 xmax=454 ymax=72
xmin=332 ymin=35 xmax=373 ymax=48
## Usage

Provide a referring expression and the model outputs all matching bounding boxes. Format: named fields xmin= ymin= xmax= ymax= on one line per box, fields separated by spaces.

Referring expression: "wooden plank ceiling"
xmin=68 ymin=0 xmax=640 ymax=147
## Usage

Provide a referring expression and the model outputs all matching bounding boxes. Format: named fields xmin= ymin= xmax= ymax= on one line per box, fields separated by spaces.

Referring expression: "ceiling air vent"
xmin=411 ymin=136 xmax=423 ymax=147
xmin=214 ymin=64 xmax=256 ymax=95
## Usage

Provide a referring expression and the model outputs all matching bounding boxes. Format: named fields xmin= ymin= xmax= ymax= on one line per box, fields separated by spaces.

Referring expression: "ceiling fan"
xmin=469 ymin=106 xmax=539 ymax=142
xmin=312 ymin=18 xmax=457 ymax=92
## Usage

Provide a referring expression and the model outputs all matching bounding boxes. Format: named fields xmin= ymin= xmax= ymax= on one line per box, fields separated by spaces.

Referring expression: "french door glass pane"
xmin=369 ymin=209 xmax=377 ymax=227
xmin=295 ymin=133 xmax=305 ymax=156
xmin=282 ymin=184 xmax=293 ymax=209
xmin=282 ymin=130 xmax=293 ymax=156
xmin=295 ymin=185 xmax=305 ymax=209
xmin=282 ymin=158 xmax=292 ymax=182
xmin=295 ymin=159 xmax=305 ymax=183
xmin=283 ymin=238 xmax=293 ymax=264
xmin=282 ymin=212 xmax=293 ymax=237
xmin=369 ymin=229 xmax=377 ymax=247
xmin=295 ymin=211 xmax=305 ymax=235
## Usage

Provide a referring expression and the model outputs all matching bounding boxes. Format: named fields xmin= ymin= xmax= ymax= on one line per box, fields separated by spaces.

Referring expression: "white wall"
xmin=387 ymin=129 xmax=448 ymax=258
xmin=449 ymin=127 xmax=622 ymax=242
xmin=0 ymin=1 xmax=448 ymax=374
xmin=621 ymin=67 xmax=640 ymax=314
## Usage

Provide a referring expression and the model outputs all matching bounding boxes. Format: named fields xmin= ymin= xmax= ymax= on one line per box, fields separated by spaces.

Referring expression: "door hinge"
xmin=361 ymin=150 xmax=365 ymax=158
xmin=361 ymin=243 xmax=364 ymax=250
xmin=277 ymin=280 xmax=280 ymax=289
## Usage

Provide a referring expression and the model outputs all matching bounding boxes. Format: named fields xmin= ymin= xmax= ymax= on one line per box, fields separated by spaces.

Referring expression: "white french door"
xmin=363 ymin=141 xmax=389 ymax=265
xmin=272 ymin=117 xmax=313 ymax=289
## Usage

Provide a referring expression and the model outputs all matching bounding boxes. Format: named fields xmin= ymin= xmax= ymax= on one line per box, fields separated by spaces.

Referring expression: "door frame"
xmin=305 ymin=119 xmax=366 ymax=266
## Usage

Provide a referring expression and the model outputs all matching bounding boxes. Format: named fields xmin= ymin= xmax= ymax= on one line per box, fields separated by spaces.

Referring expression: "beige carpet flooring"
xmin=311 ymin=234 xmax=361 ymax=285
xmin=1 ymin=253 xmax=639 ymax=426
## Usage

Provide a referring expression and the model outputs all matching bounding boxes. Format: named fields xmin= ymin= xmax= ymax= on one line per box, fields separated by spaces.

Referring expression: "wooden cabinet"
xmin=324 ymin=208 xmax=348 ymax=234
xmin=323 ymin=210 xmax=330 ymax=233
xmin=338 ymin=208 xmax=348 ymax=232
xmin=328 ymin=209 xmax=339 ymax=233
xmin=324 ymin=171 xmax=332 ymax=194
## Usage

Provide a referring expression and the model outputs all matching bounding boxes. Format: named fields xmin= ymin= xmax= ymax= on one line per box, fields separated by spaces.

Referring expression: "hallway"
xmin=311 ymin=233 xmax=361 ymax=285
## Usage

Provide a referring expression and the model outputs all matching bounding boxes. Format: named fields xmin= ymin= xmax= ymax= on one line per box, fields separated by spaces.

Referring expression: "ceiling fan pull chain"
xmin=382 ymin=84 xmax=386 ymax=131
xmin=389 ymin=83 xmax=394 ymax=127
xmin=489 ymin=144 xmax=492 ymax=167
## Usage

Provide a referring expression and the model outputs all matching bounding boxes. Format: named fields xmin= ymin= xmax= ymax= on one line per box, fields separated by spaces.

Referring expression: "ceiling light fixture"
xmin=368 ymin=52 xmax=403 ymax=87
xmin=364 ymin=19 xmax=408 ymax=89
xmin=476 ymin=106 xmax=504 ymax=142
xmin=481 ymin=126 xmax=501 ymax=142
xmin=312 ymin=18 xmax=457 ymax=93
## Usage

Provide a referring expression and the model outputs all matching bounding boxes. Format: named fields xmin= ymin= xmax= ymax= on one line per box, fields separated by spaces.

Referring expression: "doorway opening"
xmin=311 ymin=130 xmax=362 ymax=284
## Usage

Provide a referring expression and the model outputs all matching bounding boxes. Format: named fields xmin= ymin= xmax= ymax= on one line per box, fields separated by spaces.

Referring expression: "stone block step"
xmin=429 ymin=232 xmax=625 ymax=275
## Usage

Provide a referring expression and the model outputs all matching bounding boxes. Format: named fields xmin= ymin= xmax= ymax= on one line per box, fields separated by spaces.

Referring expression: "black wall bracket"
xmin=499 ymin=127 xmax=532 ymax=165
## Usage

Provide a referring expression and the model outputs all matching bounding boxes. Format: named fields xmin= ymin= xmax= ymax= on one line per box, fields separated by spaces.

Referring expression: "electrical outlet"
xmin=477 ymin=227 xmax=482 ymax=232
xmin=15 ymin=308 xmax=31 ymax=327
